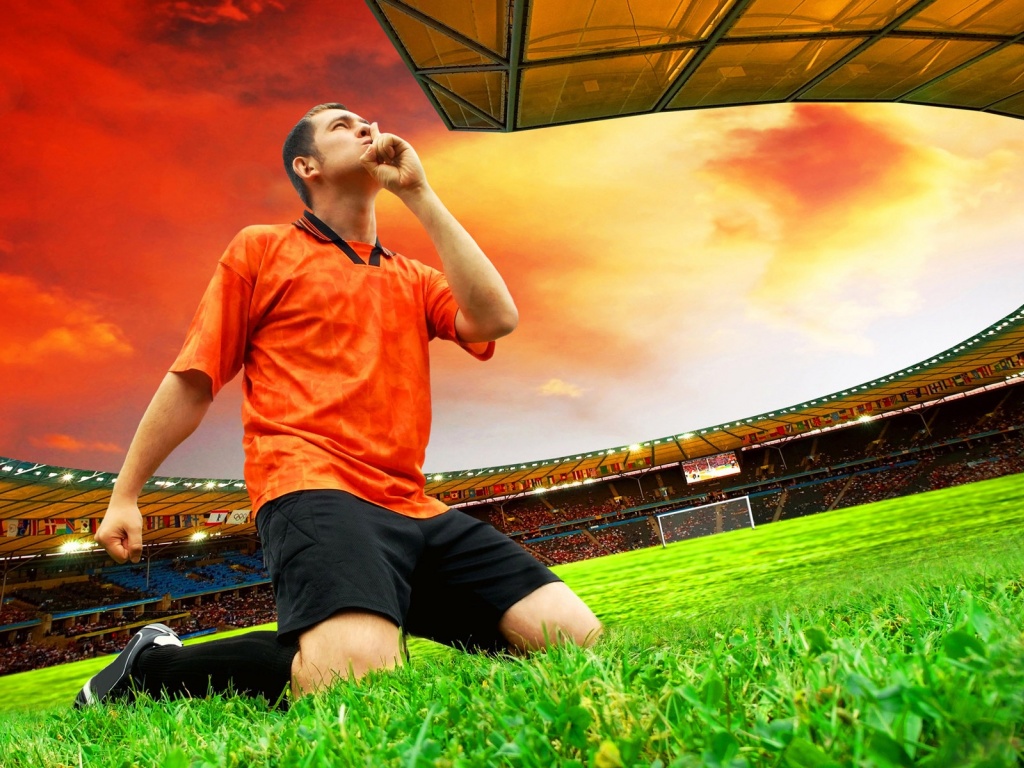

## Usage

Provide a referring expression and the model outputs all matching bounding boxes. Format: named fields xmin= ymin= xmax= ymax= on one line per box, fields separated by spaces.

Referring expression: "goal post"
xmin=655 ymin=496 xmax=755 ymax=547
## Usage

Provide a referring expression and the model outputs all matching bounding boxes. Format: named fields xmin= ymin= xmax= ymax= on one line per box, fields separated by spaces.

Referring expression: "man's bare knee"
xmin=289 ymin=610 xmax=402 ymax=699
xmin=499 ymin=582 xmax=602 ymax=652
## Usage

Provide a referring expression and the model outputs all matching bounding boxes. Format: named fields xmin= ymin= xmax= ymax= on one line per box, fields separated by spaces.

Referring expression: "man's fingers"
xmin=99 ymin=536 xmax=127 ymax=564
xmin=113 ymin=543 xmax=129 ymax=564
xmin=96 ymin=526 xmax=138 ymax=564
xmin=125 ymin=527 xmax=143 ymax=563
xmin=376 ymin=135 xmax=396 ymax=164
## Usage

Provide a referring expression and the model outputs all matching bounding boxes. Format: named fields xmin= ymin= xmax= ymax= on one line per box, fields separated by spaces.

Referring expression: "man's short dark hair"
xmin=283 ymin=103 xmax=347 ymax=208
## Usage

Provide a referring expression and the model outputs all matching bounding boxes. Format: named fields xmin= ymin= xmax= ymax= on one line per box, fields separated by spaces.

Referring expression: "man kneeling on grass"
xmin=75 ymin=103 xmax=601 ymax=711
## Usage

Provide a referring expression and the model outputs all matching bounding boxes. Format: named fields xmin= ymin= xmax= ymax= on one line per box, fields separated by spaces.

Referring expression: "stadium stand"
xmin=2 ymin=382 xmax=1022 ymax=674
xmin=102 ymin=552 xmax=268 ymax=599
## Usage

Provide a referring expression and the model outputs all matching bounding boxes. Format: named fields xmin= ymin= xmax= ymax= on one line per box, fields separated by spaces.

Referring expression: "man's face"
xmin=309 ymin=108 xmax=374 ymax=182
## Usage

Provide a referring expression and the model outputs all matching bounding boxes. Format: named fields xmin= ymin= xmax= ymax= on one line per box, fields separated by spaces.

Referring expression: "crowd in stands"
xmin=782 ymin=477 xmax=848 ymax=519
xmin=527 ymin=533 xmax=607 ymax=564
xmin=659 ymin=509 xmax=717 ymax=541
xmin=187 ymin=588 xmax=277 ymax=631
xmin=592 ymin=520 xmax=658 ymax=553
xmin=51 ymin=615 xmax=149 ymax=638
xmin=11 ymin=577 xmax=149 ymax=613
xmin=928 ymin=445 xmax=1024 ymax=490
xmin=0 ymin=635 xmax=125 ymax=676
xmin=0 ymin=610 xmax=181 ymax=676
xmin=497 ymin=494 xmax=641 ymax=534
xmin=836 ymin=462 xmax=927 ymax=509
xmin=0 ymin=604 xmax=37 ymax=625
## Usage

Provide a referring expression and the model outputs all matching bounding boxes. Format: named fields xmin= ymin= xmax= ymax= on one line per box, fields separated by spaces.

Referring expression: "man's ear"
xmin=292 ymin=155 xmax=319 ymax=182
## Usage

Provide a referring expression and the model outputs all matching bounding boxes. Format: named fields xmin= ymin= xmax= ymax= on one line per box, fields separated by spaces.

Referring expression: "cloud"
xmin=30 ymin=434 xmax=123 ymax=454
xmin=158 ymin=0 xmax=284 ymax=25
xmin=696 ymin=104 xmax=1016 ymax=353
xmin=705 ymin=104 xmax=911 ymax=214
xmin=538 ymin=378 xmax=585 ymax=398
xmin=0 ymin=274 xmax=133 ymax=366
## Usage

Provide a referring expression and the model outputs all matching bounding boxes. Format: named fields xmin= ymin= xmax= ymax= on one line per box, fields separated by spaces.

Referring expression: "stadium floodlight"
xmin=628 ymin=444 xmax=641 ymax=452
xmin=59 ymin=540 xmax=94 ymax=554
xmin=190 ymin=531 xmax=208 ymax=541
xmin=655 ymin=496 xmax=754 ymax=548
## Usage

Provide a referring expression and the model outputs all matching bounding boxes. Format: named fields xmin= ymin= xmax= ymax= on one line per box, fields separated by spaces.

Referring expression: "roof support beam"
xmin=897 ymin=30 xmax=1024 ymax=101
xmin=696 ymin=433 xmax=720 ymax=452
xmin=505 ymin=0 xmax=530 ymax=130
xmin=788 ymin=0 xmax=941 ymax=101
xmin=416 ymin=28 xmax=1017 ymax=79
xmin=375 ymin=0 xmax=506 ymax=63
xmin=985 ymin=86 xmax=1024 ymax=111
xmin=418 ymin=76 xmax=505 ymax=129
xmin=363 ymin=0 xmax=455 ymax=130
xmin=654 ymin=0 xmax=755 ymax=112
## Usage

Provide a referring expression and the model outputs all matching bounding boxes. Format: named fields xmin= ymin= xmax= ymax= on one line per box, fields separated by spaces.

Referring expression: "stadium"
xmin=2 ymin=1 xmax=1024 ymax=766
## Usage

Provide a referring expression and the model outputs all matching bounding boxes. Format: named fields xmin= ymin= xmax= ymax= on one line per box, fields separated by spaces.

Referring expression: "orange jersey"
xmin=171 ymin=213 xmax=494 ymax=518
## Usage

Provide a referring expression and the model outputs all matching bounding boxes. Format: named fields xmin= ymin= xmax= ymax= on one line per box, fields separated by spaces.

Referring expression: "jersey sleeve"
xmin=423 ymin=266 xmax=495 ymax=361
xmin=170 ymin=230 xmax=255 ymax=396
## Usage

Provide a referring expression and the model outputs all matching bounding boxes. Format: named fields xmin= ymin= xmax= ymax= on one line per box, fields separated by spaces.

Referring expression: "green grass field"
xmin=1 ymin=473 xmax=1022 ymax=767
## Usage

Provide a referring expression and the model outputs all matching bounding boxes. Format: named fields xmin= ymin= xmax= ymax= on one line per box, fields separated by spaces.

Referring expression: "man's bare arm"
xmin=96 ymin=370 xmax=213 ymax=563
xmin=402 ymin=186 xmax=518 ymax=343
xmin=361 ymin=123 xmax=518 ymax=343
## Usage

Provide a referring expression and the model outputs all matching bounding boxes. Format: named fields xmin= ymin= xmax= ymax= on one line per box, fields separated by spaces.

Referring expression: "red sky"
xmin=2 ymin=0 xmax=1023 ymax=480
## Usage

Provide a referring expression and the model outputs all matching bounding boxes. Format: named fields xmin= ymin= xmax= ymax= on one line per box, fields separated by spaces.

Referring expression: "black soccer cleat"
xmin=73 ymin=623 xmax=182 ymax=708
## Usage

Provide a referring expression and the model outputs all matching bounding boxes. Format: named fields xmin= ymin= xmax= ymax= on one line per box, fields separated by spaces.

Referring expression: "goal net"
xmin=655 ymin=496 xmax=754 ymax=547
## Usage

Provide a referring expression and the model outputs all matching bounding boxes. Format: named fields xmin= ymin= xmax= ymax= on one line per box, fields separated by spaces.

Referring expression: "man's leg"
xmin=406 ymin=510 xmax=602 ymax=655
xmin=74 ymin=625 xmax=298 ymax=709
xmin=289 ymin=610 xmax=402 ymax=699
xmin=254 ymin=491 xmax=421 ymax=699
xmin=135 ymin=630 xmax=298 ymax=705
xmin=498 ymin=581 xmax=602 ymax=651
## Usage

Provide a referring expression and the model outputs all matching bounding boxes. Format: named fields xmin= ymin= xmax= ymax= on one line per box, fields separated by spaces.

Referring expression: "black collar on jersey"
xmin=299 ymin=210 xmax=389 ymax=267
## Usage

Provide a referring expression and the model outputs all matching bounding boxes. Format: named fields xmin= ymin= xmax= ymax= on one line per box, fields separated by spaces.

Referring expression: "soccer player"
xmin=75 ymin=103 xmax=601 ymax=709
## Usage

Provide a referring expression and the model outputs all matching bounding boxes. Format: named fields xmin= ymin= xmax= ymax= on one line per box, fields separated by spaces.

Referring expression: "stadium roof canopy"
xmin=363 ymin=0 xmax=1024 ymax=130
xmin=1 ymin=303 xmax=1022 ymax=559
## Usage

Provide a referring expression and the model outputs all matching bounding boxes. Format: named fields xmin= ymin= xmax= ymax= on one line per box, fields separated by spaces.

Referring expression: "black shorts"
xmin=255 ymin=489 xmax=561 ymax=653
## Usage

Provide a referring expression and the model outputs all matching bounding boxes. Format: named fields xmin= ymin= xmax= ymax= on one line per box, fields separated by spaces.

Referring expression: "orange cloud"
xmin=30 ymin=434 xmax=123 ymax=454
xmin=696 ymin=104 xmax=1019 ymax=353
xmin=0 ymin=274 xmax=133 ymax=367
xmin=538 ymin=378 xmax=584 ymax=398
xmin=706 ymin=104 xmax=912 ymax=214
xmin=159 ymin=0 xmax=284 ymax=25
